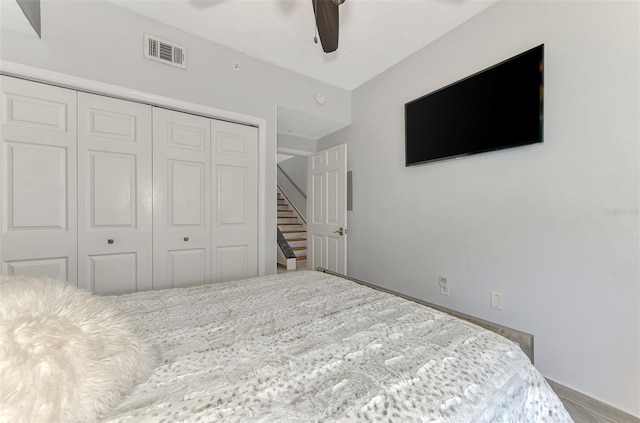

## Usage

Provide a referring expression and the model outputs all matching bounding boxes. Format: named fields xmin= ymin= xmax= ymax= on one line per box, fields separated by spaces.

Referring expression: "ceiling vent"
xmin=144 ymin=34 xmax=186 ymax=69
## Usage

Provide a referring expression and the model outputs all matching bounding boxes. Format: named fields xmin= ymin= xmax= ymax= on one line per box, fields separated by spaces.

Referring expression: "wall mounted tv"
xmin=405 ymin=44 xmax=544 ymax=166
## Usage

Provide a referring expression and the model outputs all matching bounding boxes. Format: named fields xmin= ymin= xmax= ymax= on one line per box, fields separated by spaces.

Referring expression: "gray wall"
xmin=320 ymin=0 xmax=639 ymax=416
xmin=317 ymin=128 xmax=346 ymax=152
xmin=0 ymin=0 xmax=351 ymax=275
xmin=277 ymin=156 xmax=308 ymax=220
xmin=278 ymin=155 xmax=309 ymax=196
xmin=278 ymin=133 xmax=316 ymax=155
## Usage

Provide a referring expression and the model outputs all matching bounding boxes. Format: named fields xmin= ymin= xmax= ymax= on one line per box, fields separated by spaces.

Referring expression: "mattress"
xmin=107 ymin=271 xmax=572 ymax=422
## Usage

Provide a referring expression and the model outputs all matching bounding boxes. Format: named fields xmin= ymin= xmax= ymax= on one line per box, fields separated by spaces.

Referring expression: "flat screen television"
xmin=405 ymin=44 xmax=544 ymax=166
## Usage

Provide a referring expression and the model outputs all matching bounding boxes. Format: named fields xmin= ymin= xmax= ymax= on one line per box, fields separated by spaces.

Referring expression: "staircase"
xmin=277 ymin=191 xmax=307 ymax=267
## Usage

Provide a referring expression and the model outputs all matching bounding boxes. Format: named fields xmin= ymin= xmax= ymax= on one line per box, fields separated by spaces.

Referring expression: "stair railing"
xmin=277 ymin=185 xmax=306 ymax=270
xmin=276 ymin=164 xmax=307 ymax=224
xmin=277 ymin=183 xmax=306 ymax=225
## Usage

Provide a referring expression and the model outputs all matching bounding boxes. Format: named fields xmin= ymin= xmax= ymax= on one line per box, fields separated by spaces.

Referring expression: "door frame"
xmin=0 ymin=60 xmax=267 ymax=277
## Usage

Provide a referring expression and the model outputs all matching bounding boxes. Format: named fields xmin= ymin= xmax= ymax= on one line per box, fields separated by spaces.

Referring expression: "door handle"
xmin=184 ymin=237 xmax=189 ymax=242
xmin=333 ymin=227 xmax=347 ymax=236
xmin=107 ymin=239 xmax=114 ymax=244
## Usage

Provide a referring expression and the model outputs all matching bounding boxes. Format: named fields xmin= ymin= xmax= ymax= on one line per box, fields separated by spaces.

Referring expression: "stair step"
xmin=276 ymin=192 xmax=307 ymax=262
xmin=278 ymin=222 xmax=299 ymax=227
xmin=280 ymin=229 xmax=304 ymax=235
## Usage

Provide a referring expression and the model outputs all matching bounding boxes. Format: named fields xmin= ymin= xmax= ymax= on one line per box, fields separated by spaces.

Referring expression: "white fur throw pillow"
xmin=0 ymin=275 xmax=159 ymax=422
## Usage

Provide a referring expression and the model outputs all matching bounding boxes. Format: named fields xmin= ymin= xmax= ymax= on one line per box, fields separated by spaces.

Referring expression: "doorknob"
xmin=333 ymin=227 xmax=347 ymax=236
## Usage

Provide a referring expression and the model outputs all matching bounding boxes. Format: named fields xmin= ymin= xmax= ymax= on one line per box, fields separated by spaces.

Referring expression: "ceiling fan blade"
xmin=312 ymin=0 xmax=339 ymax=53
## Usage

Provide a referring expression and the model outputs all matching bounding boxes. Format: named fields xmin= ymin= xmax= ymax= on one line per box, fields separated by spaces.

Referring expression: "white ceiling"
xmin=108 ymin=0 xmax=498 ymax=139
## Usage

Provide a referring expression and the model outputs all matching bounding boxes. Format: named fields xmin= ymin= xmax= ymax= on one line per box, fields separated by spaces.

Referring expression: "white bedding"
xmin=107 ymin=271 xmax=572 ymax=422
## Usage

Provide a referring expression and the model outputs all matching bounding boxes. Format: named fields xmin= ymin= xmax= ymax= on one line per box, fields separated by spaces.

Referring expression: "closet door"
xmin=77 ymin=93 xmax=152 ymax=294
xmin=0 ymin=76 xmax=78 ymax=284
xmin=153 ymin=107 xmax=211 ymax=289
xmin=211 ymin=120 xmax=258 ymax=283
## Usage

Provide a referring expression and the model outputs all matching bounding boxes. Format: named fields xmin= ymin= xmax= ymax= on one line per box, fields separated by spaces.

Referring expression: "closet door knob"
xmin=107 ymin=239 xmax=114 ymax=244
xmin=183 ymin=237 xmax=189 ymax=242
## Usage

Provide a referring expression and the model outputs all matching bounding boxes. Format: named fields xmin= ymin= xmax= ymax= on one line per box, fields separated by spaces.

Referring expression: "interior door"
xmin=211 ymin=120 xmax=258 ymax=283
xmin=153 ymin=107 xmax=211 ymax=289
xmin=77 ymin=92 xmax=152 ymax=294
xmin=306 ymin=144 xmax=347 ymax=273
xmin=0 ymin=76 xmax=78 ymax=284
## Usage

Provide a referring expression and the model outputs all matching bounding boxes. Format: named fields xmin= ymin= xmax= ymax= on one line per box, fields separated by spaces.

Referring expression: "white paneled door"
xmin=307 ymin=144 xmax=347 ymax=274
xmin=1 ymin=76 xmax=261 ymax=292
xmin=0 ymin=76 xmax=78 ymax=284
xmin=153 ymin=107 xmax=211 ymax=290
xmin=211 ymin=120 xmax=258 ymax=283
xmin=77 ymin=93 xmax=152 ymax=294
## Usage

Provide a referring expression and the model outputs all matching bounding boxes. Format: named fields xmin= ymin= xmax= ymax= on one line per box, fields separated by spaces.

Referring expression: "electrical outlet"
xmin=439 ymin=276 xmax=450 ymax=296
xmin=491 ymin=292 xmax=503 ymax=310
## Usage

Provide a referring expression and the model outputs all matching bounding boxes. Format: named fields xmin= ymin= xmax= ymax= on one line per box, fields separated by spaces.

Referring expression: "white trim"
xmin=286 ymin=258 xmax=297 ymax=270
xmin=0 ymin=61 xmax=263 ymax=127
xmin=0 ymin=60 xmax=267 ymax=277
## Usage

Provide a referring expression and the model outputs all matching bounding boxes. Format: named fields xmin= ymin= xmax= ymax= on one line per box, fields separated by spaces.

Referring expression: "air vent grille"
xmin=144 ymin=34 xmax=186 ymax=69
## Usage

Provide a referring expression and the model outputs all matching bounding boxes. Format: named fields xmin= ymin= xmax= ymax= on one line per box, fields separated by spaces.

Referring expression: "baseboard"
xmin=547 ymin=379 xmax=639 ymax=423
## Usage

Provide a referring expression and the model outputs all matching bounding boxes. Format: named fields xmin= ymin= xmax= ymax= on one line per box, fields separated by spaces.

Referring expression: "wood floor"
xmin=547 ymin=380 xmax=639 ymax=423
xmin=276 ymin=261 xmax=307 ymax=273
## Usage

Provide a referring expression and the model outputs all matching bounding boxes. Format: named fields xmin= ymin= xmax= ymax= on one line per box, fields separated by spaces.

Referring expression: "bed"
xmin=0 ymin=270 xmax=572 ymax=422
